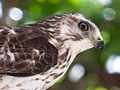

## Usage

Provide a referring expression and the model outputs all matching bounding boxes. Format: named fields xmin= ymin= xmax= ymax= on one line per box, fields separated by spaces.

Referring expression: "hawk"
xmin=0 ymin=13 xmax=104 ymax=90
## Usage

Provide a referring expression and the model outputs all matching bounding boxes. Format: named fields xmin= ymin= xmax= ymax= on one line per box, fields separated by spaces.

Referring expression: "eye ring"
xmin=79 ymin=22 xmax=88 ymax=31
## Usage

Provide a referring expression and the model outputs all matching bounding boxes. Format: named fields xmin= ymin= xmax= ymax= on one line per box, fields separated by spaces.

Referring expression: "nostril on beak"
xmin=97 ymin=36 xmax=102 ymax=41
xmin=98 ymin=37 xmax=101 ymax=40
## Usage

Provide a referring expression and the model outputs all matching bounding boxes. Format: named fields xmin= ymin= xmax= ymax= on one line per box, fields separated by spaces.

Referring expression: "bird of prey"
xmin=0 ymin=13 xmax=104 ymax=90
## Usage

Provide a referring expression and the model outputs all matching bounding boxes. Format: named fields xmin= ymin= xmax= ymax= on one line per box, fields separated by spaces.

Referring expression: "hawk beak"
xmin=93 ymin=36 xmax=105 ymax=51
xmin=95 ymin=40 xmax=105 ymax=51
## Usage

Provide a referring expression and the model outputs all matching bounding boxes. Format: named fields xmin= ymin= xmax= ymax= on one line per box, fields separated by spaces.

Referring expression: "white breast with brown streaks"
xmin=0 ymin=46 xmax=73 ymax=90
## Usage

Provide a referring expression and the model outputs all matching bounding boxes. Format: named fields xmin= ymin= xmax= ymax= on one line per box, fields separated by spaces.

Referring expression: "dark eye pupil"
xmin=79 ymin=22 xmax=88 ymax=31
xmin=81 ymin=24 xmax=86 ymax=29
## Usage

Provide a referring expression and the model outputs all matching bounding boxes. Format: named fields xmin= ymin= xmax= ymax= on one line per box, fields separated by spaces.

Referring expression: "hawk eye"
xmin=79 ymin=22 xmax=88 ymax=31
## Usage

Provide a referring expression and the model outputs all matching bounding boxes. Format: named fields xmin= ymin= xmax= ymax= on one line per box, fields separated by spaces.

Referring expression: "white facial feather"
xmin=67 ymin=39 xmax=93 ymax=54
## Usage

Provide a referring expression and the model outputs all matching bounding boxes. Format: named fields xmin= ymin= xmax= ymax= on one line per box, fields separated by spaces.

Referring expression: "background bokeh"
xmin=0 ymin=0 xmax=120 ymax=90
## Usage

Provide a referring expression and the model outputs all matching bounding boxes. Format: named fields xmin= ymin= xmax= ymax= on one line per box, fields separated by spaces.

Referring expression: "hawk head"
xmin=46 ymin=13 xmax=104 ymax=55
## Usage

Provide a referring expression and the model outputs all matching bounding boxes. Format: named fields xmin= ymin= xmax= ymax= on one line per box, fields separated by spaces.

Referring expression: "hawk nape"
xmin=0 ymin=13 xmax=104 ymax=90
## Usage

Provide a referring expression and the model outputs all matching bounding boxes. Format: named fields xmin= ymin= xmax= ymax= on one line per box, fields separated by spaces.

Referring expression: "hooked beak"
xmin=94 ymin=40 xmax=105 ymax=51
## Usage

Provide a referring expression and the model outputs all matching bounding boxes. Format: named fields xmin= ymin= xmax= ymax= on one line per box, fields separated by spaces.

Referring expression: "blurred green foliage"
xmin=0 ymin=0 xmax=120 ymax=90
xmin=86 ymin=87 xmax=107 ymax=90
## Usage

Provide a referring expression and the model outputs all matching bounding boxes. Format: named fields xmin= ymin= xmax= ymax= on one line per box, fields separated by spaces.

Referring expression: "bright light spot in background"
xmin=68 ymin=64 xmax=85 ymax=83
xmin=103 ymin=7 xmax=116 ymax=21
xmin=9 ymin=7 xmax=23 ymax=21
xmin=97 ymin=0 xmax=112 ymax=5
xmin=106 ymin=55 xmax=120 ymax=74
xmin=0 ymin=1 xmax=3 ymax=19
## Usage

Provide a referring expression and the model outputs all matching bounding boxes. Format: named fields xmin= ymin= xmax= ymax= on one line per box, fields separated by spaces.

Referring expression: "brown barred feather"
xmin=0 ymin=26 xmax=58 ymax=77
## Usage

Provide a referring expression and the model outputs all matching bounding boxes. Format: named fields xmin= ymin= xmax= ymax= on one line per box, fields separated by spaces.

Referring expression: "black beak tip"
xmin=95 ymin=40 xmax=105 ymax=51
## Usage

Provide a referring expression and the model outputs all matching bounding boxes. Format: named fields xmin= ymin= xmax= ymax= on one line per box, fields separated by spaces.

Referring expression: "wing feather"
xmin=0 ymin=25 xmax=58 ymax=77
